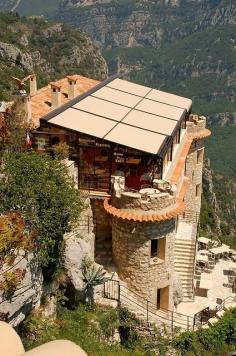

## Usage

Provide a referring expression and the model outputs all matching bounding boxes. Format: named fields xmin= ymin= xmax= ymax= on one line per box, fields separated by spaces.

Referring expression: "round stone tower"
xmin=104 ymin=181 xmax=185 ymax=309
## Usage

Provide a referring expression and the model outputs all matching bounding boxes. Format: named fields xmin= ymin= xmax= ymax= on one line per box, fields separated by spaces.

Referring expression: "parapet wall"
xmin=112 ymin=188 xmax=176 ymax=212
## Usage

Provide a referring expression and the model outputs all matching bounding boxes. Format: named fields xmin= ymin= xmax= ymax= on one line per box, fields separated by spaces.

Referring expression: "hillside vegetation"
xmin=0 ymin=13 xmax=107 ymax=101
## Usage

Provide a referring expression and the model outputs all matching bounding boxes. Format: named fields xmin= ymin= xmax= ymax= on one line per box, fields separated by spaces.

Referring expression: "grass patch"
xmin=20 ymin=305 xmax=159 ymax=355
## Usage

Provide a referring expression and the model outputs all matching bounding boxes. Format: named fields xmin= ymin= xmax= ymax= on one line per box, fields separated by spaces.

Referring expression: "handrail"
xmin=193 ymin=295 xmax=236 ymax=328
xmin=121 ymin=283 xmax=194 ymax=321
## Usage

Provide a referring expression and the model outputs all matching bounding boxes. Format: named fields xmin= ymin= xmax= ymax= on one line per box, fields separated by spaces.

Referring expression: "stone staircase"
xmin=95 ymin=238 xmax=112 ymax=266
xmin=174 ymin=239 xmax=196 ymax=302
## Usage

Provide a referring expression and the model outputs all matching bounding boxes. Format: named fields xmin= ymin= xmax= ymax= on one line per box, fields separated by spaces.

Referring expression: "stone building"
xmin=24 ymin=74 xmax=211 ymax=311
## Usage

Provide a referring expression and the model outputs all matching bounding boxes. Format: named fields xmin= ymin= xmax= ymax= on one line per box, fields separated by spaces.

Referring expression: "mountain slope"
xmin=0 ymin=13 xmax=107 ymax=101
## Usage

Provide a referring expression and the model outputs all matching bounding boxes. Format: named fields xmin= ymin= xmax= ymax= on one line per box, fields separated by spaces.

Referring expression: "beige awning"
xmin=45 ymin=77 xmax=192 ymax=155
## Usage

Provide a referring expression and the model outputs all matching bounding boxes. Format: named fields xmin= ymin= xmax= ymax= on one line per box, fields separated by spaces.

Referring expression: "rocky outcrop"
xmin=0 ymin=41 xmax=34 ymax=71
xmin=0 ymin=252 xmax=43 ymax=327
xmin=0 ymin=13 xmax=108 ymax=101
xmin=202 ymin=159 xmax=221 ymax=234
xmin=63 ymin=198 xmax=95 ymax=291
xmin=56 ymin=1 xmax=236 ymax=49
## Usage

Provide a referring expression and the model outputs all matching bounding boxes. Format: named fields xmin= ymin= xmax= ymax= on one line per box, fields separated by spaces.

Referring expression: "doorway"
xmin=157 ymin=286 xmax=169 ymax=310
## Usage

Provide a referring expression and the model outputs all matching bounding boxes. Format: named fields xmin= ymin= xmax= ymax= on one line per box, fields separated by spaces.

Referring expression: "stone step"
xmin=174 ymin=258 xmax=194 ymax=266
xmin=175 ymin=258 xmax=194 ymax=262
xmin=174 ymin=249 xmax=195 ymax=255
xmin=182 ymin=286 xmax=193 ymax=291
xmin=183 ymin=292 xmax=193 ymax=296
xmin=216 ymin=310 xmax=225 ymax=319
xmin=174 ymin=257 xmax=195 ymax=262
xmin=174 ymin=268 xmax=193 ymax=273
xmin=176 ymin=276 xmax=193 ymax=282
xmin=174 ymin=273 xmax=193 ymax=279
xmin=174 ymin=243 xmax=195 ymax=248
xmin=181 ymin=279 xmax=193 ymax=284
xmin=174 ymin=266 xmax=194 ymax=271
xmin=223 ymin=302 xmax=236 ymax=311
xmin=175 ymin=268 xmax=193 ymax=273
xmin=175 ymin=239 xmax=195 ymax=245
xmin=174 ymin=247 xmax=195 ymax=251
xmin=208 ymin=317 xmax=218 ymax=326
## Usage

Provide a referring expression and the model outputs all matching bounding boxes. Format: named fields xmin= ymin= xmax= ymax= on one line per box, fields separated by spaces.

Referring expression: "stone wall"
xmin=112 ymin=217 xmax=175 ymax=308
xmin=183 ymin=139 xmax=204 ymax=226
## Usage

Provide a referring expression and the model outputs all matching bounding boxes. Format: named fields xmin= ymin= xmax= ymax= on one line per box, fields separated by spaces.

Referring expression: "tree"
xmin=0 ymin=152 xmax=82 ymax=279
xmin=0 ymin=103 xmax=33 ymax=155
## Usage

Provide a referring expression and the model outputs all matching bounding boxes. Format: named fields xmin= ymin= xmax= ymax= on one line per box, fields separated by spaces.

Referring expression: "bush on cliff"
xmin=0 ymin=151 xmax=82 ymax=279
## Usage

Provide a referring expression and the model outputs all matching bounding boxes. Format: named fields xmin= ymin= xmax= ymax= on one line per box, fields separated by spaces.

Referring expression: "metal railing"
xmin=79 ymin=173 xmax=110 ymax=193
xmin=193 ymin=295 xmax=236 ymax=328
xmin=103 ymin=280 xmax=194 ymax=333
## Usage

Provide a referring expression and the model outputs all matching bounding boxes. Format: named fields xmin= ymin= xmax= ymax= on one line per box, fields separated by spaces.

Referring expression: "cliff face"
xmin=0 ymin=13 xmax=108 ymax=100
xmin=202 ymin=160 xmax=221 ymax=235
xmin=56 ymin=0 xmax=236 ymax=49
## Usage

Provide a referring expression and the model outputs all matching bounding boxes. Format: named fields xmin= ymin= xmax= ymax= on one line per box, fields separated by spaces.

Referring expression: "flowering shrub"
xmin=0 ymin=212 xmax=34 ymax=299
xmin=0 ymin=269 xmax=26 ymax=298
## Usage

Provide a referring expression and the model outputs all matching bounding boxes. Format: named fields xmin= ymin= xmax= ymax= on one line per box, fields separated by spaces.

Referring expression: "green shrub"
xmin=173 ymin=309 xmax=236 ymax=355
xmin=0 ymin=152 xmax=82 ymax=279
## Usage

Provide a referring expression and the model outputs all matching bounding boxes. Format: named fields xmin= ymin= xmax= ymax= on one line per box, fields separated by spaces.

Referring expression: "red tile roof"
xmin=31 ymin=75 xmax=100 ymax=127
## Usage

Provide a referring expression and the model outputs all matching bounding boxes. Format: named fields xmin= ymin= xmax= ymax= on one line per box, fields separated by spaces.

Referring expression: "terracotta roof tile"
xmin=170 ymin=129 xmax=211 ymax=185
xmin=193 ymin=129 xmax=211 ymax=140
xmin=31 ymin=75 xmax=99 ymax=127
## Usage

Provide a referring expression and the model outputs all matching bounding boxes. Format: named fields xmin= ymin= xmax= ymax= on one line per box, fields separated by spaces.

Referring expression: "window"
xmin=196 ymin=183 xmax=202 ymax=197
xmin=151 ymin=238 xmax=166 ymax=261
xmin=151 ymin=239 xmax=158 ymax=258
xmin=197 ymin=148 xmax=204 ymax=164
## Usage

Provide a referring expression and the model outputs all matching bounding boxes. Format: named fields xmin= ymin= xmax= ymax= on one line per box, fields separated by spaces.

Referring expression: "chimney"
xmin=25 ymin=95 xmax=32 ymax=121
xmin=67 ymin=75 xmax=77 ymax=100
xmin=50 ymin=82 xmax=62 ymax=109
xmin=14 ymin=93 xmax=32 ymax=122
xmin=30 ymin=74 xmax=37 ymax=96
